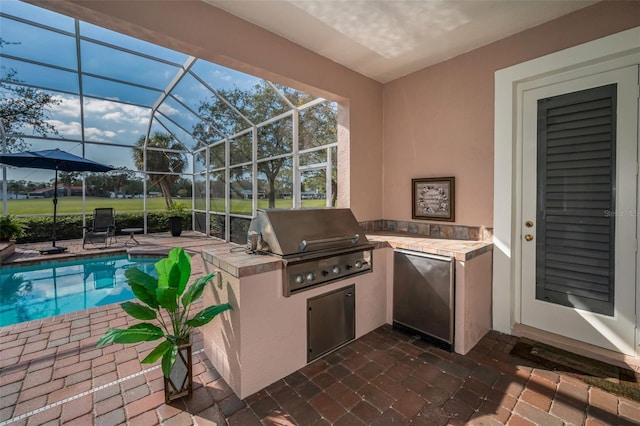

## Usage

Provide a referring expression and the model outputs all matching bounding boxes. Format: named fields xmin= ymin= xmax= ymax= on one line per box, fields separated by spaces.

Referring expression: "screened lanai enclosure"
xmin=0 ymin=1 xmax=338 ymax=243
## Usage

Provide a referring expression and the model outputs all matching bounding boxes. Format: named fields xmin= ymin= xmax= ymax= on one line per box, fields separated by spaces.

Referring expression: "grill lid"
xmin=248 ymin=208 xmax=369 ymax=256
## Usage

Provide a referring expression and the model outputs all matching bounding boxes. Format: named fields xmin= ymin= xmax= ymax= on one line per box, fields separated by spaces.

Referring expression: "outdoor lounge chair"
xmin=83 ymin=208 xmax=116 ymax=249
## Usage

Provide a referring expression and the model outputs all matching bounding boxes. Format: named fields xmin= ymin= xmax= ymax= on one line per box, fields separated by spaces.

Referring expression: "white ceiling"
xmin=203 ymin=0 xmax=598 ymax=83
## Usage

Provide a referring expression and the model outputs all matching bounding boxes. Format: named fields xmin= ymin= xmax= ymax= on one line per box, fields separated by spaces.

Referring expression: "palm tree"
xmin=133 ymin=132 xmax=187 ymax=208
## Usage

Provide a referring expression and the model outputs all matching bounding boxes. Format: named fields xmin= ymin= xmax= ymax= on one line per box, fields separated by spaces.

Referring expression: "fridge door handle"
xmin=394 ymin=248 xmax=452 ymax=262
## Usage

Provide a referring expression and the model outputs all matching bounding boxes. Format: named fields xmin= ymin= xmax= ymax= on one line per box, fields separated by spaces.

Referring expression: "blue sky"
xmin=1 ymin=0 xmax=274 ymax=182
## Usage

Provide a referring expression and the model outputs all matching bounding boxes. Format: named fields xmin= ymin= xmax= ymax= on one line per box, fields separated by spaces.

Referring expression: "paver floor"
xmin=1 ymin=235 xmax=639 ymax=425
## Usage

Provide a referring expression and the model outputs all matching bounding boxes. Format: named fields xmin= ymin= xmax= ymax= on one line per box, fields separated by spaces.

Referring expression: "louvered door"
xmin=536 ymin=84 xmax=616 ymax=316
xmin=520 ymin=66 xmax=638 ymax=356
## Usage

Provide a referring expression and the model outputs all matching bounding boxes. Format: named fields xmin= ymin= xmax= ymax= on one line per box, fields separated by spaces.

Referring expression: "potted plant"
xmin=167 ymin=201 xmax=186 ymax=237
xmin=97 ymin=247 xmax=231 ymax=403
xmin=0 ymin=214 xmax=27 ymax=241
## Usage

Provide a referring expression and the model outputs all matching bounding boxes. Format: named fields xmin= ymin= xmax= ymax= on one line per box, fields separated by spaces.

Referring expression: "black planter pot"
xmin=168 ymin=216 xmax=183 ymax=237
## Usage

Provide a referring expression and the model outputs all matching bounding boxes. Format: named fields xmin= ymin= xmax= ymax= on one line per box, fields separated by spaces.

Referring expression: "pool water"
xmin=0 ymin=255 xmax=160 ymax=327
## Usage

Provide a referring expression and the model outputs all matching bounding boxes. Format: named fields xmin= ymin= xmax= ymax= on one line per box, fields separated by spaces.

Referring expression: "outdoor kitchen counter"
xmin=201 ymin=241 xmax=389 ymax=399
xmin=201 ymin=243 xmax=282 ymax=278
xmin=367 ymin=231 xmax=493 ymax=357
xmin=200 ymin=234 xmax=492 ymax=280
xmin=366 ymin=232 xmax=493 ymax=261
xmin=201 ymin=235 xmax=492 ymax=398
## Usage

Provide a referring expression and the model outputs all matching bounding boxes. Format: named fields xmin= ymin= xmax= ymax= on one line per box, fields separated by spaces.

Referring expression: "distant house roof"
xmin=28 ymin=184 xmax=63 ymax=194
xmin=28 ymin=185 xmax=82 ymax=194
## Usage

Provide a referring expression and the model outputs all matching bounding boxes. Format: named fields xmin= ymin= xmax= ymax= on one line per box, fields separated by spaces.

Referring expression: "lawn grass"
xmin=6 ymin=197 xmax=168 ymax=215
xmin=7 ymin=196 xmax=327 ymax=215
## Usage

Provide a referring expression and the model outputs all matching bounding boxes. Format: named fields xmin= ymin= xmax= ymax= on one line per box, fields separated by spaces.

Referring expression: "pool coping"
xmin=1 ymin=248 xmax=176 ymax=269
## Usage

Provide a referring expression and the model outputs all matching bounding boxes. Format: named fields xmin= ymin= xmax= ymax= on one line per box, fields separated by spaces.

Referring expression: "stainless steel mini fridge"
xmin=393 ymin=249 xmax=454 ymax=351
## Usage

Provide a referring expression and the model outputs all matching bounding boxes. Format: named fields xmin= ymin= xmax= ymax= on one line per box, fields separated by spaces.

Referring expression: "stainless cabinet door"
xmin=307 ymin=284 xmax=355 ymax=362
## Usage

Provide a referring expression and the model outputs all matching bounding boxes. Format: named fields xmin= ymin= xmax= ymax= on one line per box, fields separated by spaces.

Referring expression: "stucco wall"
xmin=27 ymin=1 xmax=639 ymax=227
xmin=30 ymin=0 xmax=384 ymax=222
xmin=382 ymin=1 xmax=640 ymax=227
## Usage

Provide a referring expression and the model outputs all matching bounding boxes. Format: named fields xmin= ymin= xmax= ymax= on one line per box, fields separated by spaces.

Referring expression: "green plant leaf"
xmin=185 ymin=303 xmax=231 ymax=327
xmin=181 ymin=273 xmax=214 ymax=307
xmin=156 ymin=287 xmax=178 ymax=312
xmin=161 ymin=345 xmax=179 ymax=378
xmin=155 ymin=258 xmax=181 ymax=290
xmin=168 ymin=247 xmax=191 ymax=295
xmin=120 ymin=301 xmax=157 ymax=321
xmin=130 ymin=283 xmax=159 ymax=309
xmin=125 ymin=267 xmax=158 ymax=291
xmin=96 ymin=323 xmax=164 ymax=346
xmin=141 ymin=339 xmax=173 ymax=364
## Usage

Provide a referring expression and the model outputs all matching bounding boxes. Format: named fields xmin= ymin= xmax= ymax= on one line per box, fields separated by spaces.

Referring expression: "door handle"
xmin=525 ymin=221 xmax=534 ymax=228
xmin=524 ymin=234 xmax=534 ymax=241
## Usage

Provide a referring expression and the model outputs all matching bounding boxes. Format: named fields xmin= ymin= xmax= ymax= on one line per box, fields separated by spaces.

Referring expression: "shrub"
xmin=15 ymin=212 xmax=193 ymax=243
xmin=0 ymin=214 xmax=28 ymax=241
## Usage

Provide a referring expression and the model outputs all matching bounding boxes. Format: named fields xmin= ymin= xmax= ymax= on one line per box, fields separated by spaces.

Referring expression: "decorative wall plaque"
xmin=412 ymin=177 xmax=455 ymax=221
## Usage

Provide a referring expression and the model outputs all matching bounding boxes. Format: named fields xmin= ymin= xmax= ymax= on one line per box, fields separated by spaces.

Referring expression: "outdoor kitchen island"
xmin=201 ymin=231 xmax=492 ymax=400
xmin=201 ymin=241 xmax=390 ymax=399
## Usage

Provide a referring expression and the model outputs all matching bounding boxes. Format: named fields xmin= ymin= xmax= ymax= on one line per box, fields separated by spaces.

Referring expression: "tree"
xmin=105 ymin=168 xmax=134 ymax=196
xmin=299 ymin=102 xmax=338 ymax=206
xmin=123 ymin=178 xmax=144 ymax=197
xmin=6 ymin=180 xmax=24 ymax=195
xmin=133 ymin=132 xmax=187 ymax=208
xmin=85 ymin=173 xmax=109 ymax=197
xmin=193 ymin=81 xmax=337 ymax=208
xmin=57 ymin=171 xmax=80 ymax=196
xmin=0 ymin=39 xmax=61 ymax=152
xmin=173 ymin=177 xmax=192 ymax=198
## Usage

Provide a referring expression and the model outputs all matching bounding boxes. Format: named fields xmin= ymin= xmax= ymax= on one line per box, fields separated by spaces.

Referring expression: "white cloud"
xmin=51 ymin=96 xmax=81 ymax=117
xmin=43 ymin=94 xmax=153 ymax=144
xmin=84 ymin=127 xmax=117 ymax=141
xmin=157 ymin=103 xmax=180 ymax=116
xmin=46 ymin=120 xmax=82 ymax=136
xmin=212 ymin=70 xmax=233 ymax=82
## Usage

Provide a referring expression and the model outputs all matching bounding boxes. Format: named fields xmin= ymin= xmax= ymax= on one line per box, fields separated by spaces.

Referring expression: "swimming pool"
xmin=0 ymin=255 xmax=160 ymax=327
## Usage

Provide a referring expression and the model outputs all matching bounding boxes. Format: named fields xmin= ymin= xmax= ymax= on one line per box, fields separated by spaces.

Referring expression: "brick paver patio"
xmin=1 ymin=235 xmax=639 ymax=425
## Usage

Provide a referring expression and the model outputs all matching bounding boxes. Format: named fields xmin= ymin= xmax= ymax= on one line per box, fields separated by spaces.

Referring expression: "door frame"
xmin=493 ymin=27 xmax=640 ymax=355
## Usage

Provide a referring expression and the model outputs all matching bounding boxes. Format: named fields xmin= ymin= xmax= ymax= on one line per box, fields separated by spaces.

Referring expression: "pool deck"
xmin=1 ymin=234 xmax=639 ymax=425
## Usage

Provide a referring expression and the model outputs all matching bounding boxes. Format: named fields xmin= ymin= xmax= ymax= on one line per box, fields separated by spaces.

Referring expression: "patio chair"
xmin=83 ymin=208 xmax=116 ymax=249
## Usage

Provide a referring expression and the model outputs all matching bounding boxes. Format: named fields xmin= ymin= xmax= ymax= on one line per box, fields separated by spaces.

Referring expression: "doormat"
xmin=509 ymin=338 xmax=640 ymax=402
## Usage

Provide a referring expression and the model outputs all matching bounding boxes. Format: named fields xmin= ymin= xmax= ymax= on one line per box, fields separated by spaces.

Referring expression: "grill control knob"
xmin=306 ymin=272 xmax=316 ymax=282
xmin=355 ymin=261 xmax=363 ymax=269
xmin=332 ymin=266 xmax=341 ymax=274
xmin=345 ymin=264 xmax=353 ymax=270
xmin=322 ymin=270 xmax=329 ymax=277
xmin=295 ymin=274 xmax=305 ymax=284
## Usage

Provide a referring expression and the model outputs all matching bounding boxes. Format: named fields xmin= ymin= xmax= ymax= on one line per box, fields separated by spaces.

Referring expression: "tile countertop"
xmin=201 ymin=233 xmax=493 ymax=278
xmin=366 ymin=232 xmax=493 ymax=262
xmin=201 ymin=243 xmax=282 ymax=278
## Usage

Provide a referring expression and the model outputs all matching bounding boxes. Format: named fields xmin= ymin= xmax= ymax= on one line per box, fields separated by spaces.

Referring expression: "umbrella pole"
xmin=52 ymin=167 xmax=58 ymax=247
xmin=39 ymin=166 xmax=66 ymax=254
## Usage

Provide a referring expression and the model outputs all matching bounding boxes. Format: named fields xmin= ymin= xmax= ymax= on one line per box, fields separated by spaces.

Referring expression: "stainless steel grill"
xmin=247 ymin=208 xmax=374 ymax=296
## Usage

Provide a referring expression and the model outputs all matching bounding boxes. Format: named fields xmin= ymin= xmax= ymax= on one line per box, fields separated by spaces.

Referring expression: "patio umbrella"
xmin=0 ymin=148 xmax=114 ymax=254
